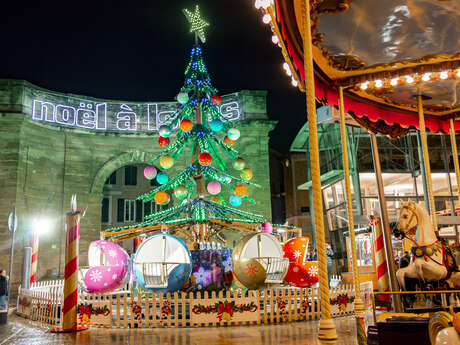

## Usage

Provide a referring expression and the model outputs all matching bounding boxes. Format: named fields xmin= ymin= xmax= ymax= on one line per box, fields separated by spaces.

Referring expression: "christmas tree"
xmin=103 ymin=5 xmax=265 ymax=246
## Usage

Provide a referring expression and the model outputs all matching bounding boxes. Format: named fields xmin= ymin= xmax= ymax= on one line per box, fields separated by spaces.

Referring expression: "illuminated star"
xmin=183 ymin=5 xmax=209 ymax=43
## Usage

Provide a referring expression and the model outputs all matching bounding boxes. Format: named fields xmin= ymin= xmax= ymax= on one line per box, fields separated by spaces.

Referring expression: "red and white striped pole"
xmin=29 ymin=229 xmax=39 ymax=286
xmin=57 ymin=195 xmax=87 ymax=332
xmin=372 ymin=216 xmax=390 ymax=300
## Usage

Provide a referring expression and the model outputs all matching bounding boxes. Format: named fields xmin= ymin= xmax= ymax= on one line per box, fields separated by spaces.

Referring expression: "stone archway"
xmin=90 ymin=150 xmax=157 ymax=195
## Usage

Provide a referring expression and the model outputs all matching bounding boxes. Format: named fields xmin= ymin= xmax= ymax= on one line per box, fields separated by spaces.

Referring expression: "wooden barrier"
xmin=17 ymin=280 xmax=355 ymax=328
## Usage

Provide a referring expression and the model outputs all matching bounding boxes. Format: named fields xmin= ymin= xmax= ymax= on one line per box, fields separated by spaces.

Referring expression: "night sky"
xmin=0 ymin=0 xmax=306 ymax=152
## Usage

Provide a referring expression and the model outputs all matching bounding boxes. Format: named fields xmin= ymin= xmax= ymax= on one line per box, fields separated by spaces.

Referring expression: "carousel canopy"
xmin=263 ymin=0 xmax=460 ymax=136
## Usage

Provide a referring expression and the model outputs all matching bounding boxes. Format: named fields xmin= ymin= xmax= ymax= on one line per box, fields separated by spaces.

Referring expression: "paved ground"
xmin=0 ymin=312 xmax=358 ymax=345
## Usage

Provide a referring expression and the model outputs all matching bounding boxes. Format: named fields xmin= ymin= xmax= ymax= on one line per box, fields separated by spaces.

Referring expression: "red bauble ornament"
xmin=211 ymin=94 xmax=222 ymax=105
xmin=180 ymin=119 xmax=194 ymax=132
xmin=224 ymin=136 xmax=236 ymax=147
xmin=198 ymin=152 xmax=212 ymax=166
xmin=283 ymin=237 xmax=319 ymax=288
xmin=158 ymin=136 xmax=170 ymax=147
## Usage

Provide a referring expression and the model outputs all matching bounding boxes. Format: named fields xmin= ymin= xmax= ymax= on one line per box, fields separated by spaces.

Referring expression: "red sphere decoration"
xmin=224 ymin=136 xmax=236 ymax=147
xmin=158 ymin=136 xmax=170 ymax=147
xmin=283 ymin=237 xmax=319 ymax=288
xmin=198 ymin=152 xmax=212 ymax=166
xmin=180 ymin=119 xmax=194 ymax=132
xmin=211 ymin=94 xmax=222 ymax=105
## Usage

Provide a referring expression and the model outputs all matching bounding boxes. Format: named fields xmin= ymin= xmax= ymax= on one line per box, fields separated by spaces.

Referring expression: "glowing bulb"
xmin=422 ymin=73 xmax=431 ymax=82
xmin=254 ymin=0 xmax=262 ymax=9
xmin=283 ymin=62 xmax=289 ymax=71
xmin=390 ymin=78 xmax=398 ymax=86
xmin=440 ymin=71 xmax=448 ymax=80
xmin=360 ymin=82 xmax=368 ymax=90
xmin=286 ymin=67 xmax=292 ymax=77
xmin=291 ymin=78 xmax=298 ymax=87
xmin=261 ymin=0 xmax=271 ymax=9
xmin=271 ymin=35 xmax=279 ymax=44
xmin=375 ymin=80 xmax=383 ymax=88
xmin=262 ymin=13 xmax=271 ymax=24
xmin=456 ymin=69 xmax=460 ymax=77
xmin=406 ymin=75 xmax=414 ymax=84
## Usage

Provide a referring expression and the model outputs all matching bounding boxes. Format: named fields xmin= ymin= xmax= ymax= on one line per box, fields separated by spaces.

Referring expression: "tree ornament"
xmin=227 ymin=128 xmax=240 ymax=141
xmin=156 ymin=172 xmax=169 ymax=185
xmin=207 ymin=181 xmax=221 ymax=195
xmin=198 ymin=152 xmax=212 ymax=166
xmin=229 ymin=195 xmax=242 ymax=207
xmin=224 ymin=136 xmax=236 ymax=147
xmin=183 ymin=4 xmax=209 ymax=44
xmin=261 ymin=222 xmax=272 ymax=233
xmin=240 ymin=168 xmax=253 ymax=181
xmin=159 ymin=125 xmax=172 ymax=138
xmin=158 ymin=136 xmax=170 ymax=147
xmin=159 ymin=155 xmax=174 ymax=169
xmin=154 ymin=191 xmax=169 ymax=205
xmin=143 ymin=166 xmax=157 ymax=180
xmin=233 ymin=157 xmax=245 ymax=171
xmin=211 ymin=94 xmax=222 ymax=104
xmin=180 ymin=119 xmax=194 ymax=133
xmin=233 ymin=185 xmax=247 ymax=198
xmin=210 ymin=119 xmax=223 ymax=132
xmin=174 ymin=187 xmax=188 ymax=200
xmin=177 ymin=92 xmax=189 ymax=104
xmin=210 ymin=196 xmax=222 ymax=204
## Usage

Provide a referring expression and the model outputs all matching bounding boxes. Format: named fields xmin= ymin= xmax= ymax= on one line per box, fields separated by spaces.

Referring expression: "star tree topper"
xmin=183 ymin=5 xmax=209 ymax=44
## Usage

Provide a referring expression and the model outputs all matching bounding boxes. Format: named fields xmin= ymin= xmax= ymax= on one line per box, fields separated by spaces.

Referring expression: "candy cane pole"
xmin=372 ymin=217 xmax=390 ymax=297
xmin=29 ymin=230 xmax=39 ymax=286
xmin=62 ymin=195 xmax=87 ymax=331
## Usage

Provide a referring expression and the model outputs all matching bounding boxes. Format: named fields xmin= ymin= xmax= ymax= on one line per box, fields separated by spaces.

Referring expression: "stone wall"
xmin=0 ymin=80 xmax=276 ymax=290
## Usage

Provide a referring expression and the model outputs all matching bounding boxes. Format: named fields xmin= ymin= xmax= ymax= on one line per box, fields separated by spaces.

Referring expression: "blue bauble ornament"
xmin=156 ymin=172 xmax=169 ymax=185
xmin=159 ymin=125 xmax=171 ymax=138
xmin=210 ymin=119 xmax=223 ymax=132
xmin=229 ymin=195 xmax=242 ymax=207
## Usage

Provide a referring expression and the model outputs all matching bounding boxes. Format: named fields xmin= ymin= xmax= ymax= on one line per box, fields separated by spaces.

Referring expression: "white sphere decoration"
xmin=227 ymin=128 xmax=240 ymax=141
xmin=177 ymin=92 xmax=189 ymax=105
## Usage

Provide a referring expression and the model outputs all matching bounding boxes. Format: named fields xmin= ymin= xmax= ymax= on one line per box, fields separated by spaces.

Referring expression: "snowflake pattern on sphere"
xmin=308 ymin=265 xmax=319 ymax=277
xmin=108 ymin=249 xmax=117 ymax=258
xmin=90 ymin=270 xmax=103 ymax=282
xmin=292 ymin=250 xmax=302 ymax=259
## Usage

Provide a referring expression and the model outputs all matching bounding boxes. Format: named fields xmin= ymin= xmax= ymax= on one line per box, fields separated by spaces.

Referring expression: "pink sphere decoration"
xmin=261 ymin=222 xmax=273 ymax=233
xmin=207 ymin=181 xmax=221 ymax=195
xmin=143 ymin=166 xmax=157 ymax=180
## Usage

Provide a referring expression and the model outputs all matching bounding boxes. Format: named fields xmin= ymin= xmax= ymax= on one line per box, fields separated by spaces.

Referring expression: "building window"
xmin=101 ymin=198 xmax=109 ymax=223
xmin=125 ymin=166 xmax=137 ymax=186
xmin=124 ymin=199 xmax=136 ymax=222
xmin=105 ymin=171 xmax=117 ymax=185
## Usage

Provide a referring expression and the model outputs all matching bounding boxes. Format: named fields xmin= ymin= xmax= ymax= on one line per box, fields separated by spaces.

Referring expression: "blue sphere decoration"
xmin=159 ymin=125 xmax=171 ymax=138
xmin=229 ymin=195 xmax=242 ymax=207
xmin=210 ymin=119 xmax=223 ymax=132
xmin=156 ymin=172 xmax=169 ymax=185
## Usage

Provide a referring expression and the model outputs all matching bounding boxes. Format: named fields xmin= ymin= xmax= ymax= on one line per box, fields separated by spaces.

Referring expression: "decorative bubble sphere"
xmin=174 ymin=187 xmax=188 ymax=200
xmin=156 ymin=172 xmax=169 ymax=185
xmin=233 ymin=185 xmax=247 ymax=198
xmin=210 ymin=119 xmax=223 ymax=132
xmin=159 ymin=155 xmax=174 ymax=170
xmin=233 ymin=157 xmax=246 ymax=171
xmin=240 ymin=168 xmax=253 ymax=181
xmin=177 ymin=92 xmax=189 ymax=105
xmin=227 ymin=128 xmax=241 ymax=141
xmin=154 ymin=191 xmax=169 ymax=205
xmin=158 ymin=125 xmax=172 ymax=138
xmin=143 ymin=166 xmax=157 ymax=180
xmin=207 ymin=181 xmax=222 ymax=195
xmin=229 ymin=195 xmax=242 ymax=207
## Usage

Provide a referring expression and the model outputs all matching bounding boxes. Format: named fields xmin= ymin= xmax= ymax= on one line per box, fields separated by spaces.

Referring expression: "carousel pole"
xmin=417 ymin=95 xmax=438 ymax=231
xmin=370 ymin=133 xmax=403 ymax=312
xmin=29 ymin=229 xmax=39 ymax=286
xmin=300 ymin=0 xmax=337 ymax=343
xmin=449 ymin=118 xmax=460 ymax=205
xmin=338 ymin=87 xmax=366 ymax=344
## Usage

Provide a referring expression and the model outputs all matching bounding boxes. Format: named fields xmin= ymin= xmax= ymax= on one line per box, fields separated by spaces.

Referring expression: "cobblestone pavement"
xmin=0 ymin=313 xmax=358 ymax=345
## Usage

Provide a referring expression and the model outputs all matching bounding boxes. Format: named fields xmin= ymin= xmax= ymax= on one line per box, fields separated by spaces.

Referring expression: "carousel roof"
xmin=262 ymin=0 xmax=460 ymax=135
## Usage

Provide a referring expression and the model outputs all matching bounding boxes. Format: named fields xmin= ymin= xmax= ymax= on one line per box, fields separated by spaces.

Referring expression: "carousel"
xmin=252 ymin=0 xmax=460 ymax=343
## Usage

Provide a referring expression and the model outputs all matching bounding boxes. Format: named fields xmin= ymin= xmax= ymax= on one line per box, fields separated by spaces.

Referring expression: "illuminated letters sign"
xmin=30 ymin=93 xmax=242 ymax=132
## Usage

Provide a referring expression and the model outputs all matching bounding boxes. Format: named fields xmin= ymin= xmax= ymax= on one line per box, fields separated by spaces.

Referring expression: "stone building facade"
xmin=0 ymin=79 xmax=275 ymax=289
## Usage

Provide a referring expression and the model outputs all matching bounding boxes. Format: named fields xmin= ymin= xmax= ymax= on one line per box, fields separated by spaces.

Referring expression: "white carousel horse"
xmin=395 ymin=200 xmax=457 ymax=289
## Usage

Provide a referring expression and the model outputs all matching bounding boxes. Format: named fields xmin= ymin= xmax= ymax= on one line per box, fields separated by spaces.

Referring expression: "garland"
xmin=192 ymin=300 xmax=258 ymax=322
xmin=330 ymin=294 xmax=355 ymax=311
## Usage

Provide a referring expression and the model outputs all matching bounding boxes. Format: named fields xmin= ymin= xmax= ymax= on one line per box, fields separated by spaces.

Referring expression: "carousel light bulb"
xmin=360 ymin=82 xmax=368 ymax=90
xmin=456 ymin=69 xmax=460 ymax=77
xmin=406 ymin=75 xmax=414 ymax=84
xmin=285 ymin=67 xmax=292 ymax=77
xmin=261 ymin=0 xmax=271 ymax=9
xmin=262 ymin=13 xmax=271 ymax=24
xmin=375 ymin=80 xmax=383 ymax=88
xmin=291 ymin=78 xmax=298 ymax=87
xmin=254 ymin=0 xmax=262 ymax=9
xmin=271 ymin=35 xmax=279 ymax=44
xmin=283 ymin=62 xmax=289 ymax=71
xmin=390 ymin=78 xmax=398 ymax=86
xmin=422 ymin=73 xmax=431 ymax=82
xmin=440 ymin=71 xmax=449 ymax=80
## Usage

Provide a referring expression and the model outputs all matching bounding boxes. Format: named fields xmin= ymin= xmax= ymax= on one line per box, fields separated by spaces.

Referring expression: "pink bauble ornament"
xmin=143 ymin=166 xmax=157 ymax=180
xmin=261 ymin=222 xmax=272 ymax=233
xmin=207 ymin=181 xmax=221 ymax=195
